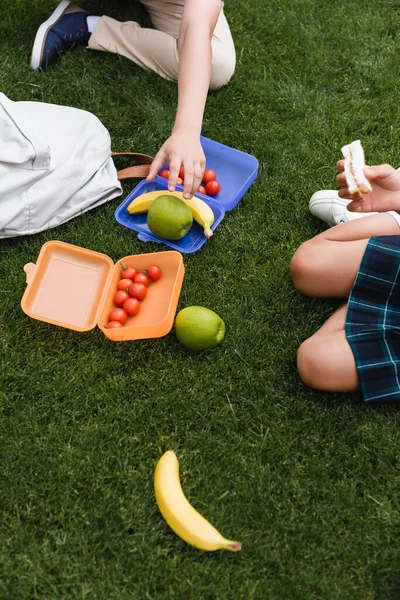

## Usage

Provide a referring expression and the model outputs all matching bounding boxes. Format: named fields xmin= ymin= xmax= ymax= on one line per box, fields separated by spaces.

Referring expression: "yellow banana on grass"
xmin=154 ymin=450 xmax=241 ymax=552
xmin=127 ymin=191 xmax=214 ymax=239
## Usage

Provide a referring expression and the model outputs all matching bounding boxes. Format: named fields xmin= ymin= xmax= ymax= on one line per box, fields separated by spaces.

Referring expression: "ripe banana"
xmin=127 ymin=191 xmax=214 ymax=239
xmin=184 ymin=196 xmax=214 ymax=240
xmin=127 ymin=191 xmax=162 ymax=213
xmin=154 ymin=450 xmax=241 ymax=552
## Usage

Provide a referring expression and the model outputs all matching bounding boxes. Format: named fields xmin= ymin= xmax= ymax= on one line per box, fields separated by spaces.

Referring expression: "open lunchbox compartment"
xmin=115 ymin=178 xmax=225 ymax=254
xmin=21 ymin=241 xmax=184 ymax=342
xmin=114 ymin=136 xmax=258 ymax=253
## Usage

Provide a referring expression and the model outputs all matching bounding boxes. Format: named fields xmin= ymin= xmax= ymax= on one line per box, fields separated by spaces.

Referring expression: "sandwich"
xmin=341 ymin=140 xmax=372 ymax=197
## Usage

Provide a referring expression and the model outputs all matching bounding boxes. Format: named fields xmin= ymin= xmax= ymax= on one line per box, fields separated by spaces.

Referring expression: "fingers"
xmin=193 ymin=161 xmax=205 ymax=197
xmin=168 ymin=156 xmax=181 ymax=192
xmin=147 ymin=137 xmax=206 ymax=196
xmin=364 ymin=164 xmax=396 ymax=180
xmin=182 ymin=163 xmax=194 ymax=199
xmin=335 ymin=171 xmax=363 ymax=190
xmin=336 ymin=159 xmax=380 ymax=191
xmin=337 ymin=161 xmax=397 ymax=184
xmin=336 ymin=172 xmax=347 ymax=187
xmin=147 ymin=149 xmax=167 ymax=182
xmin=336 ymin=159 xmax=345 ymax=173
xmin=338 ymin=187 xmax=351 ymax=199
xmin=345 ymin=200 xmax=361 ymax=213
xmin=337 ymin=162 xmax=399 ymax=192
xmin=337 ymin=189 xmax=363 ymax=212
xmin=182 ymin=161 xmax=205 ymax=198
xmin=338 ymin=187 xmax=363 ymax=201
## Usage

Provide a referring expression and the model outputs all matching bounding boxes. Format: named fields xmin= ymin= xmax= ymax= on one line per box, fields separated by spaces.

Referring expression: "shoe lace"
xmin=62 ymin=28 xmax=87 ymax=43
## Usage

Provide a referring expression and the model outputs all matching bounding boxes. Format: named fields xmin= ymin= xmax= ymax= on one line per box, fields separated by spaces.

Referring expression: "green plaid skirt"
xmin=345 ymin=235 xmax=400 ymax=403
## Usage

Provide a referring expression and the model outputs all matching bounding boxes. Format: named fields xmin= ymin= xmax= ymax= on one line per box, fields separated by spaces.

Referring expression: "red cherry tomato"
xmin=205 ymin=180 xmax=221 ymax=196
xmin=123 ymin=297 xmax=141 ymax=316
xmin=107 ymin=321 xmax=123 ymax=329
xmin=203 ymin=169 xmax=217 ymax=184
xmin=118 ymin=278 xmax=133 ymax=292
xmin=146 ymin=265 xmax=162 ymax=281
xmin=128 ymin=282 xmax=147 ymax=301
xmin=108 ymin=308 xmax=128 ymax=325
xmin=176 ymin=177 xmax=183 ymax=185
xmin=121 ymin=265 xmax=137 ymax=280
xmin=159 ymin=169 xmax=170 ymax=179
xmin=198 ymin=185 xmax=207 ymax=195
xmin=179 ymin=166 xmax=185 ymax=179
xmin=113 ymin=290 xmax=129 ymax=307
xmin=133 ymin=273 xmax=149 ymax=287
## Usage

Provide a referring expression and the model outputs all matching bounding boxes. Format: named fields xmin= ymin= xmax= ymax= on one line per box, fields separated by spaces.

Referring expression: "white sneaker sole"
xmin=30 ymin=0 xmax=71 ymax=70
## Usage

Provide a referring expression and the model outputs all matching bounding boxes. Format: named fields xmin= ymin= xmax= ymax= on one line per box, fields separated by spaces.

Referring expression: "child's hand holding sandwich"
xmin=336 ymin=140 xmax=400 ymax=214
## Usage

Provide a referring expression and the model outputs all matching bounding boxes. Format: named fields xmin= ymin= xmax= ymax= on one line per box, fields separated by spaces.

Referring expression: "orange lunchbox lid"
xmin=21 ymin=241 xmax=185 ymax=342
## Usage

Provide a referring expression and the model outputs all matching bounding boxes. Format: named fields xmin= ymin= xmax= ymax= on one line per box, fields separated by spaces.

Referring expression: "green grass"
xmin=1 ymin=0 xmax=400 ymax=598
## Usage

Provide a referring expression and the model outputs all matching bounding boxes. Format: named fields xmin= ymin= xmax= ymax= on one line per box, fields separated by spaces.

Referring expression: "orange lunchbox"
xmin=21 ymin=241 xmax=185 ymax=342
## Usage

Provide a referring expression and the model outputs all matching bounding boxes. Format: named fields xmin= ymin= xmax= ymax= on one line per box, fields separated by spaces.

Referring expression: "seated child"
xmin=291 ymin=160 xmax=400 ymax=403
xmin=30 ymin=0 xmax=236 ymax=199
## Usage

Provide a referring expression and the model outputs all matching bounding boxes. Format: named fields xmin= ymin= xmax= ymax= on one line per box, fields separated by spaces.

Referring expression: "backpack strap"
xmin=112 ymin=152 xmax=154 ymax=180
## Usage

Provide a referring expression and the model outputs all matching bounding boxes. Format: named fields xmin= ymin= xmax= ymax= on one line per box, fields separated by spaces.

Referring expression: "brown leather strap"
xmin=112 ymin=152 xmax=154 ymax=181
xmin=116 ymin=165 xmax=152 ymax=179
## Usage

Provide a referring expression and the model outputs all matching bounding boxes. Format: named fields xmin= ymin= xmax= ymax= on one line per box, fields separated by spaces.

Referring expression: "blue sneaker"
xmin=30 ymin=0 xmax=90 ymax=70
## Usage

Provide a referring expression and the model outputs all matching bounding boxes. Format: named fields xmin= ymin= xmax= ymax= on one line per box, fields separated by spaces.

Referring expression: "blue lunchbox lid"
xmin=197 ymin=136 xmax=258 ymax=212
xmin=114 ymin=136 xmax=258 ymax=253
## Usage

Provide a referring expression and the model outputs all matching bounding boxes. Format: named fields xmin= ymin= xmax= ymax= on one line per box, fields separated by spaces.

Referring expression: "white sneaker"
xmin=308 ymin=190 xmax=377 ymax=227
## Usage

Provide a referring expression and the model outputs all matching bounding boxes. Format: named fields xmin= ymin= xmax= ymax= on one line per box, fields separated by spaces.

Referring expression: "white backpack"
xmin=0 ymin=93 xmax=153 ymax=238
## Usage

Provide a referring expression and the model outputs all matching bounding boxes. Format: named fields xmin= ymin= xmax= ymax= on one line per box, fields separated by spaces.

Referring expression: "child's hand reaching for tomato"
xmin=336 ymin=161 xmax=400 ymax=214
xmin=146 ymin=127 xmax=206 ymax=199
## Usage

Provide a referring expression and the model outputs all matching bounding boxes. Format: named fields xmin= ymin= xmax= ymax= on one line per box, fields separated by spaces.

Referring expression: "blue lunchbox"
xmin=114 ymin=136 xmax=258 ymax=253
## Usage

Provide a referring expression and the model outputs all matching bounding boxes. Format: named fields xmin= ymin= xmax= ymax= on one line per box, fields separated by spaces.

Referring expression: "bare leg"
xmin=290 ymin=213 xmax=400 ymax=298
xmin=297 ymin=304 xmax=359 ymax=392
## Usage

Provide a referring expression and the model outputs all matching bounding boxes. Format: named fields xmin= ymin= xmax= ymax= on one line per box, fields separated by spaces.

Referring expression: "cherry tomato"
xmin=113 ymin=290 xmax=129 ymax=307
xmin=123 ymin=297 xmax=141 ymax=316
xmin=107 ymin=321 xmax=124 ymax=329
xmin=133 ymin=273 xmax=149 ymax=287
xmin=198 ymin=185 xmax=207 ymax=195
xmin=177 ymin=177 xmax=183 ymax=185
xmin=128 ymin=282 xmax=147 ymax=301
xmin=118 ymin=278 xmax=133 ymax=292
xmin=121 ymin=265 xmax=137 ymax=280
xmin=146 ymin=265 xmax=162 ymax=281
xmin=203 ymin=169 xmax=217 ymax=184
xmin=205 ymin=180 xmax=221 ymax=196
xmin=108 ymin=308 xmax=128 ymax=325
xmin=159 ymin=169 xmax=170 ymax=179
xmin=179 ymin=166 xmax=185 ymax=179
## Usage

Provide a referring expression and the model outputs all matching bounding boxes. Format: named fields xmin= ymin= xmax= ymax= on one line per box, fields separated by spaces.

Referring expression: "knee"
xmin=297 ymin=338 xmax=322 ymax=389
xmin=290 ymin=239 xmax=324 ymax=296
xmin=209 ymin=43 xmax=236 ymax=89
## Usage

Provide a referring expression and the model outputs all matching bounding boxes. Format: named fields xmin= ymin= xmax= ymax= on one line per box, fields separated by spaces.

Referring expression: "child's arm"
xmin=147 ymin=0 xmax=222 ymax=199
xmin=336 ymin=161 xmax=400 ymax=214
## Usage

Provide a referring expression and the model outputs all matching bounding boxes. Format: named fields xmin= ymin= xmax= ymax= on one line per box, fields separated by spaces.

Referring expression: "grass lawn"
xmin=2 ymin=0 xmax=400 ymax=598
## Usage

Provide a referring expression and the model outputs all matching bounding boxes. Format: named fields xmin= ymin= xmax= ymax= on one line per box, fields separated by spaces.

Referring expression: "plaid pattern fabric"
xmin=345 ymin=235 xmax=400 ymax=404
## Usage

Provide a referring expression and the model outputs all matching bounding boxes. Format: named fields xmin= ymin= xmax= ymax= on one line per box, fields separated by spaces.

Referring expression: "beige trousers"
xmin=88 ymin=1 xmax=236 ymax=89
